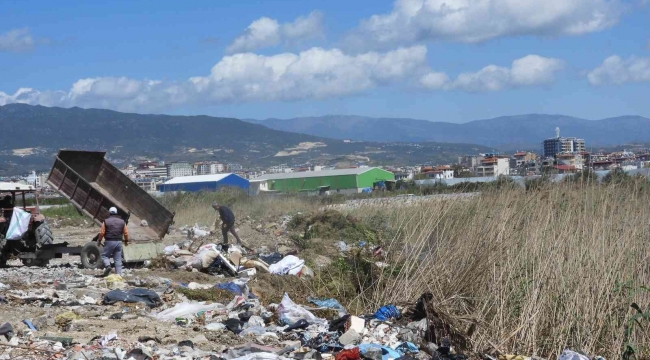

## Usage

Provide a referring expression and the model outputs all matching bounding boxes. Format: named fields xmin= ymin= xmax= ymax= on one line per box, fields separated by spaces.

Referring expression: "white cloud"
xmin=0 ymin=28 xmax=35 ymax=52
xmin=345 ymin=0 xmax=623 ymax=49
xmin=0 ymin=46 xmax=428 ymax=111
xmin=226 ymin=11 xmax=324 ymax=54
xmin=587 ymin=55 xmax=650 ymax=85
xmin=420 ymin=55 xmax=565 ymax=91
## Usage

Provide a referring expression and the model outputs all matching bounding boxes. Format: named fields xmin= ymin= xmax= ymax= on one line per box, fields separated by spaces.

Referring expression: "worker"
xmin=212 ymin=202 xmax=242 ymax=245
xmin=97 ymin=207 xmax=129 ymax=277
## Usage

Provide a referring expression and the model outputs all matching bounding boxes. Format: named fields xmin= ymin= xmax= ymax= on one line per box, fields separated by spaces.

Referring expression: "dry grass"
xmin=353 ymin=183 xmax=650 ymax=358
xmin=165 ymin=184 xmax=650 ymax=358
xmin=160 ymin=189 xmax=321 ymax=227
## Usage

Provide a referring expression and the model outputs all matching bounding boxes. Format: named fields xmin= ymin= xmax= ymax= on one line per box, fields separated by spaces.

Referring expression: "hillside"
xmin=246 ymin=114 xmax=650 ymax=149
xmin=0 ymin=104 xmax=491 ymax=175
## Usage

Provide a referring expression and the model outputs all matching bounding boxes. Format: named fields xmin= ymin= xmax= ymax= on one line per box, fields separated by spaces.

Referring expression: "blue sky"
xmin=1 ymin=0 xmax=649 ymax=122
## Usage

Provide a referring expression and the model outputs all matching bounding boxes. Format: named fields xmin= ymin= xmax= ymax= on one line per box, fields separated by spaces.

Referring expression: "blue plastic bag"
xmin=373 ymin=304 xmax=400 ymax=321
xmin=216 ymin=282 xmax=243 ymax=295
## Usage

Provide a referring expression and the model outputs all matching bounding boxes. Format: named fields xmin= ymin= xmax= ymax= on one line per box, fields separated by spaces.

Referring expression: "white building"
xmin=424 ymin=168 xmax=454 ymax=180
xmin=211 ymin=163 xmax=225 ymax=173
xmin=474 ymin=158 xmax=510 ymax=177
xmin=268 ymin=164 xmax=293 ymax=174
xmin=167 ymin=162 xmax=193 ymax=178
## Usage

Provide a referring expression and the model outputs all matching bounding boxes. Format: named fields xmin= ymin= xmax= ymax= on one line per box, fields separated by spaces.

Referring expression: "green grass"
xmin=41 ymin=205 xmax=84 ymax=219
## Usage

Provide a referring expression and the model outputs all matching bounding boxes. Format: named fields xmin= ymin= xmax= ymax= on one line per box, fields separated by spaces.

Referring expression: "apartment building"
xmin=474 ymin=157 xmax=510 ymax=177
xmin=166 ymin=162 xmax=193 ymax=178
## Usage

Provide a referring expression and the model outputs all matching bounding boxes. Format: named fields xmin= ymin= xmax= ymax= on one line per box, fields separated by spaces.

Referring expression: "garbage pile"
xmin=161 ymin=237 xmax=314 ymax=279
xmin=0 ymin=261 xmax=611 ymax=360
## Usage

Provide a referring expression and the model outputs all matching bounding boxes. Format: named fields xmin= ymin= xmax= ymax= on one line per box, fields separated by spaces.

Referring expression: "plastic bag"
xmin=199 ymin=250 xmax=220 ymax=268
xmin=239 ymin=326 xmax=266 ymax=338
xmin=277 ymin=293 xmax=326 ymax=326
xmin=394 ymin=342 xmax=419 ymax=355
xmin=6 ymin=207 xmax=30 ymax=240
xmin=308 ymin=297 xmax=346 ymax=317
xmin=269 ymin=255 xmax=305 ymax=275
xmin=373 ymin=305 xmax=400 ymax=321
xmin=358 ymin=344 xmax=402 ymax=360
xmin=103 ymin=288 xmax=162 ymax=308
xmin=164 ymin=244 xmax=180 ymax=255
xmin=197 ymin=244 xmax=219 ymax=254
xmin=154 ymin=302 xmax=221 ymax=322
xmin=558 ymin=350 xmax=590 ymax=360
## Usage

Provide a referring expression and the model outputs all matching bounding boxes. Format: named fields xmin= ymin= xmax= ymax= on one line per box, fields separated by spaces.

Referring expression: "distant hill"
xmin=0 ymin=104 xmax=491 ymax=175
xmin=246 ymin=114 xmax=650 ymax=149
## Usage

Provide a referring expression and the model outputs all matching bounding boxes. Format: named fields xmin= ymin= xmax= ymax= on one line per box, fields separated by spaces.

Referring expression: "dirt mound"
xmin=289 ymin=210 xmax=378 ymax=243
xmin=146 ymin=269 xmax=219 ymax=284
xmin=249 ymin=273 xmax=314 ymax=305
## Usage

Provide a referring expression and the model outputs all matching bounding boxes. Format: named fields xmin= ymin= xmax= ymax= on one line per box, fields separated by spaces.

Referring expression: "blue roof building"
xmin=160 ymin=173 xmax=249 ymax=192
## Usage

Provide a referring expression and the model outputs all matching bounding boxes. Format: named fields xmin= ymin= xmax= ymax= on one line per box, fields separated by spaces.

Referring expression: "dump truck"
xmin=0 ymin=150 xmax=175 ymax=269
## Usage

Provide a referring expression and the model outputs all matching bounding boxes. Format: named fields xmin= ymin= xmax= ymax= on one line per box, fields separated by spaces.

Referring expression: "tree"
xmin=452 ymin=164 xmax=473 ymax=178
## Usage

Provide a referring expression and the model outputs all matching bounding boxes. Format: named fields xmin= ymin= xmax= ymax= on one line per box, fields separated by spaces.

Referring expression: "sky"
xmin=1 ymin=0 xmax=649 ymax=123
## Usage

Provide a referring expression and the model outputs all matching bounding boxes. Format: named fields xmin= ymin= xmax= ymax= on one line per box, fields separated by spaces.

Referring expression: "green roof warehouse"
xmin=250 ymin=167 xmax=395 ymax=195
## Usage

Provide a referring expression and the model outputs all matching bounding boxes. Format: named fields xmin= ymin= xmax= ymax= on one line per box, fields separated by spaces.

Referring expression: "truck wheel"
xmin=81 ymin=242 xmax=101 ymax=269
xmin=21 ymin=258 xmax=50 ymax=267
xmin=35 ymin=222 xmax=54 ymax=248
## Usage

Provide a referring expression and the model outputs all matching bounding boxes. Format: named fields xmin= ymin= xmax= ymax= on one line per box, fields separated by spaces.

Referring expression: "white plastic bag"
xmin=277 ymin=293 xmax=326 ymax=326
xmin=154 ymin=302 xmax=221 ymax=322
xmin=7 ymin=207 xmax=31 ymax=240
xmin=558 ymin=350 xmax=590 ymax=360
xmin=163 ymin=244 xmax=180 ymax=255
xmin=269 ymin=255 xmax=305 ymax=275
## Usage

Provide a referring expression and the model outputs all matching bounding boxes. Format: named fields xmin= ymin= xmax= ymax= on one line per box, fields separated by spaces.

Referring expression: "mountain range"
xmin=0 ymin=104 xmax=489 ymax=175
xmin=246 ymin=114 xmax=650 ymax=149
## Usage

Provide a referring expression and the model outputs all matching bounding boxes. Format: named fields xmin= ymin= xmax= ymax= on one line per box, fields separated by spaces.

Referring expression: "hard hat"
xmin=109 ymin=207 xmax=118 ymax=215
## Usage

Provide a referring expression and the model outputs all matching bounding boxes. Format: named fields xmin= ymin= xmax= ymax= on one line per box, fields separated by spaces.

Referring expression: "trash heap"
xmin=0 ymin=262 xmax=609 ymax=360
xmin=162 ymin=235 xmax=315 ymax=280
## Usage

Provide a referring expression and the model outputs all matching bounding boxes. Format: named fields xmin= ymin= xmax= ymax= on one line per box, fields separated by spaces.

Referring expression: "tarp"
xmin=103 ymin=288 xmax=162 ymax=308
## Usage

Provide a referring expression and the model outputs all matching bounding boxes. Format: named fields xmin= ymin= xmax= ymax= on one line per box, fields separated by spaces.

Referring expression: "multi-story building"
xmin=543 ymin=128 xmax=585 ymax=158
xmin=211 ymin=163 xmax=225 ymax=173
xmin=474 ymin=157 xmax=510 ymax=177
xmin=193 ymin=162 xmax=212 ymax=176
xmin=458 ymin=155 xmax=485 ymax=170
xmin=166 ymin=162 xmax=193 ymax=178
xmin=556 ymin=153 xmax=585 ymax=170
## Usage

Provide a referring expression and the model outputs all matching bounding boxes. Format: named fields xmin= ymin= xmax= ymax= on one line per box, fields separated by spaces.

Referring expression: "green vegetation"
xmin=41 ymin=205 xmax=84 ymax=219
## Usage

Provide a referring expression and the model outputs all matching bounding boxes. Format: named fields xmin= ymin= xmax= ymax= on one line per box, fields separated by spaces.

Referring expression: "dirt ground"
xmin=0 ymin=221 xmax=330 ymax=353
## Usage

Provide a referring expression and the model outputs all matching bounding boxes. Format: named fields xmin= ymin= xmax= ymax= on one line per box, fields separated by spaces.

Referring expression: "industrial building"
xmin=250 ymin=167 xmax=395 ymax=195
xmin=160 ymin=173 xmax=249 ymax=192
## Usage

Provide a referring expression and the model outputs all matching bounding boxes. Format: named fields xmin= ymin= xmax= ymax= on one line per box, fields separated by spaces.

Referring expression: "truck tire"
xmin=35 ymin=222 xmax=54 ymax=248
xmin=81 ymin=242 xmax=101 ymax=270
